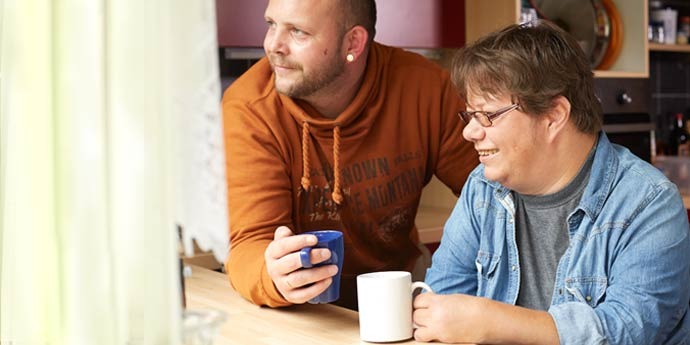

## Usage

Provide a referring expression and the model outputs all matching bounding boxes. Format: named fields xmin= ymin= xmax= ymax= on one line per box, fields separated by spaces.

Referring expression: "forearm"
xmin=226 ymin=240 xmax=290 ymax=307
xmin=477 ymin=298 xmax=559 ymax=345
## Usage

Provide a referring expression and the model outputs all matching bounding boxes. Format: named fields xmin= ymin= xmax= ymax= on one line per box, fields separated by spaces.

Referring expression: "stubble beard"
xmin=272 ymin=50 xmax=346 ymax=99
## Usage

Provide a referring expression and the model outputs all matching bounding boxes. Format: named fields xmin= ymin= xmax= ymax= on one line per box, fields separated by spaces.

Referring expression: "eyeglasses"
xmin=458 ymin=103 xmax=520 ymax=127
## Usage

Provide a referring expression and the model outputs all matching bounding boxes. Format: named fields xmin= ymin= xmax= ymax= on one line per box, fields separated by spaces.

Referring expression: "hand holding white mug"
xmin=357 ymin=271 xmax=433 ymax=342
xmin=264 ymin=226 xmax=339 ymax=304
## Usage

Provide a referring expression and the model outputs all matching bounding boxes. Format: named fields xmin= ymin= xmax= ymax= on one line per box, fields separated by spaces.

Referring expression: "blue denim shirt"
xmin=426 ymin=132 xmax=690 ymax=345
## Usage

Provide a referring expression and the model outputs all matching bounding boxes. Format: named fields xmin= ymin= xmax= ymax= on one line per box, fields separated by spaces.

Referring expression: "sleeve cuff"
xmin=548 ymin=302 xmax=607 ymax=345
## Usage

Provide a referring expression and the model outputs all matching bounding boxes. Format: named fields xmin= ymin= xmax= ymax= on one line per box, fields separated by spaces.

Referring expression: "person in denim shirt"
xmin=413 ymin=21 xmax=690 ymax=345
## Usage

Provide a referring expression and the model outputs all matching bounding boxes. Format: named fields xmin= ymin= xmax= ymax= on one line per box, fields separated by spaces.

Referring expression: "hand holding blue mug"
xmin=299 ymin=230 xmax=344 ymax=304
xmin=264 ymin=227 xmax=343 ymax=305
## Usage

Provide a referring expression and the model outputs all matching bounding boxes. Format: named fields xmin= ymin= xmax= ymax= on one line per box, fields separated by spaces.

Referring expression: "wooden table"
xmin=185 ymin=265 xmax=424 ymax=344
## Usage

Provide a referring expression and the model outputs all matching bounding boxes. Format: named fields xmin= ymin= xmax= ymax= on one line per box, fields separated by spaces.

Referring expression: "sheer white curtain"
xmin=0 ymin=0 xmax=227 ymax=344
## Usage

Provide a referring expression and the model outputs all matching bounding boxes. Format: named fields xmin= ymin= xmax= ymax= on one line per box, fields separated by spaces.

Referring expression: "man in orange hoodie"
xmin=222 ymin=0 xmax=477 ymax=310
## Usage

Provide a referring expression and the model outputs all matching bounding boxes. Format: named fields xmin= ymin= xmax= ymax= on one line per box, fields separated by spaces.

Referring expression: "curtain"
xmin=0 ymin=0 xmax=227 ymax=343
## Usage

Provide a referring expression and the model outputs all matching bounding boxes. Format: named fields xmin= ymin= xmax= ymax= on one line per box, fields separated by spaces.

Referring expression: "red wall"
xmin=216 ymin=0 xmax=465 ymax=48
xmin=216 ymin=0 xmax=267 ymax=47
xmin=375 ymin=0 xmax=465 ymax=48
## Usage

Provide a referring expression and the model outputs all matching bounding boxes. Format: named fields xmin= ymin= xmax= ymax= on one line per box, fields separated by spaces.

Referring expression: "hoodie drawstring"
xmin=331 ymin=125 xmax=343 ymax=205
xmin=301 ymin=121 xmax=311 ymax=190
xmin=300 ymin=121 xmax=344 ymax=205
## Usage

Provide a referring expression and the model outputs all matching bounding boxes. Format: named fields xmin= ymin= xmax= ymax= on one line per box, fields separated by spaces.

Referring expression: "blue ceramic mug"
xmin=299 ymin=230 xmax=344 ymax=304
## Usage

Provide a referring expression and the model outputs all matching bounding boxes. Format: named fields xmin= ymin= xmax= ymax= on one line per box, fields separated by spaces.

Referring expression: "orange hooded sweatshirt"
xmin=222 ymin=42 xmax=477 ymax=309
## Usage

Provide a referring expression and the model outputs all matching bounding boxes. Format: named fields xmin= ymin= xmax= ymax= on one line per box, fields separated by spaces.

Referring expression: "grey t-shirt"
xmin=514 ymin=148 xmax=595 ymax=310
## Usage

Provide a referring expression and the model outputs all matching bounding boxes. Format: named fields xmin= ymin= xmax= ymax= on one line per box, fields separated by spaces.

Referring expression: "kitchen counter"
xmin=415 ymin=205 xmax=451 ymax=244
xmin=185 ymin=265 xmax=425 ymax=344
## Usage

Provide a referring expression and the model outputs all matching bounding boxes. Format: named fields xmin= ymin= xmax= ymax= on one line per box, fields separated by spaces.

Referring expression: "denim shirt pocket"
xmin=475 ymin=251 xmax=501 ymax=296
xmin=564 ymin=276 xmax=608 ymax=307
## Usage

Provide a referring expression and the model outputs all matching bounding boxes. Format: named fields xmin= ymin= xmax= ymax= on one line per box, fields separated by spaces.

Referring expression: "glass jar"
xmin=678 ymin=16 xmax=690 ymax=44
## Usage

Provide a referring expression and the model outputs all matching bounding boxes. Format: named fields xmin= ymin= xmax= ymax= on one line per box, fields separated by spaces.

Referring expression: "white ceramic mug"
xmin=356 ymin=271 xmax=433 ymax=343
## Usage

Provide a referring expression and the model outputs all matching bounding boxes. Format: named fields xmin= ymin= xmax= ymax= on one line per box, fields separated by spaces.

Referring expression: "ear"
xmin=544 ymin=95 xmax=571 ymax=142
xmin=342 ymin=25 xmax=368 ymax=62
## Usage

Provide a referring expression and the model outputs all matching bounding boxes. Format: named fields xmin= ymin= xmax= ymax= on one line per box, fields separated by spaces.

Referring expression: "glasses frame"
xmin=459 ymin=103 xmax=520 ymax=127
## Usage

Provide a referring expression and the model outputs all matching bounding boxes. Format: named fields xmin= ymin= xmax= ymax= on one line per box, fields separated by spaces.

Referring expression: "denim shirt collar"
xmin=472 ymin=131 xmax=614 ymax=224
xmin=579 ymin=132 xmax=617 ymax=222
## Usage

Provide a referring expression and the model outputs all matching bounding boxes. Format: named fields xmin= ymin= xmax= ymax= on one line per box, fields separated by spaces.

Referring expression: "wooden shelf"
xmin=593 ymin=70 xmax=649 ymax=78
xmin=465 ymin=0 xmax=649 ymax=78
xmin=649 ymin=43 xmax=690 ymax=53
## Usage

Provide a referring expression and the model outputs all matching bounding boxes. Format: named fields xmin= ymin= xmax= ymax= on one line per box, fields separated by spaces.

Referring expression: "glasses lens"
xmin=459 ymin=112 xmax=470 ymax=124
xmin=460 ymin=111 xmax=491 ymax=126
xmin=477 ymin=115 xmax=492 ymax=127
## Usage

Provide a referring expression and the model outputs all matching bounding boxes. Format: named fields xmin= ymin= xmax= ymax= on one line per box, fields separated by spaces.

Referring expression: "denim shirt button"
xmin=511 ymin=265 xmax=517 ymax=271
xmin=586 ymin=295 xmax=592 ymax=302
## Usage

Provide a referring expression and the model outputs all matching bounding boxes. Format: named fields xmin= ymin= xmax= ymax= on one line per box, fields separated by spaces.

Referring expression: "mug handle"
xmin=299 ymin=247 xmax=313 ymax=268
xmin=411 ymin=282 xmax=433 ymax=329
xmin=411 ymin=281 xmax=433 ymax=294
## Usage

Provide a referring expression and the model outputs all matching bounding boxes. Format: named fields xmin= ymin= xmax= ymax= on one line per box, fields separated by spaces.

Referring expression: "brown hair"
xmin=337 ymin=0 xmax=377 ymax=44
xmin=451 ymin=20 xmax=602 ymax=134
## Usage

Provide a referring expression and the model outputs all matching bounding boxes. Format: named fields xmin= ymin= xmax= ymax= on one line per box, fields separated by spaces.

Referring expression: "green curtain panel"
xmin=0 ymin=0 xmax=226 ymax=343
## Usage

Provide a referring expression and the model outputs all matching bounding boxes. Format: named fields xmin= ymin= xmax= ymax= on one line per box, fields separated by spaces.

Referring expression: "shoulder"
xmin=223 ymin=58 xmax=276 ymax=108
xmin=611 ymin=145 xmax=677 ymax=198
xmin=373 ymin=42 xmax=452 ymax=84
xmin=591 ymin=135 xmax=676 ymax=202
xmin=222 ymin=58 xmax=283 ymax=125
xmin=593 ymin=142 xmax=686 ymax=227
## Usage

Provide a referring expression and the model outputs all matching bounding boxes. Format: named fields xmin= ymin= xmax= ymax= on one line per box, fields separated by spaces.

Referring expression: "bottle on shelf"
xmin=670 ymin=112 xmax=690 ymax=156
xmin=649 ymin=20 xmax=666 ymax=43
xmin=678 ymin=16 xmax=690 ymax=44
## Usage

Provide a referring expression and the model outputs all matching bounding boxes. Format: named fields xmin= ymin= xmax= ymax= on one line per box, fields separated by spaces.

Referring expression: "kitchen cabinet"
xmin=464 ymin=0 xmax=649 ymax=78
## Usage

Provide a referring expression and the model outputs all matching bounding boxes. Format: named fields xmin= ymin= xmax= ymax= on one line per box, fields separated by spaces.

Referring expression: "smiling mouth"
xmin=478 ymin=149 xmax=499 ymax=157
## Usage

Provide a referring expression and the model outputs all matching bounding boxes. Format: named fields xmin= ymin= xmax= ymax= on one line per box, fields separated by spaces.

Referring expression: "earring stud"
xmin=346 ymin=53 xmax=355 ymax=62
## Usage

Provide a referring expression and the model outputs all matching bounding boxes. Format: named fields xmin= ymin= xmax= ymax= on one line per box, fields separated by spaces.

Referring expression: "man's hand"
xmin=264 ymin=226 xmax=339 ymax=304
xmin=413 ymin=292 xmax=486 ymax=344
xmin=413 ymin=292 xmax=559 ymax=345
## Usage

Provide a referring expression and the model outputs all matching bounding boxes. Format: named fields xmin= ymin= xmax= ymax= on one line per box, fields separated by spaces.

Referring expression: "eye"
xmin=291 ymin=27 xmax=306 ymax=36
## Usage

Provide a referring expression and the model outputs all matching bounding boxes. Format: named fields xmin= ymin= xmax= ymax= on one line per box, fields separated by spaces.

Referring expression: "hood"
xmin=277 ymin=42 xmax=393 ymax=205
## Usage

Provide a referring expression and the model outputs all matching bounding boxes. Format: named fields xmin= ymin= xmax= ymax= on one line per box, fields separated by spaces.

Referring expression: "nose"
xmin=462 ymin=118 xmax=485 ymax=142
xmin=264 ymin=26 xmax=287 ymax=56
